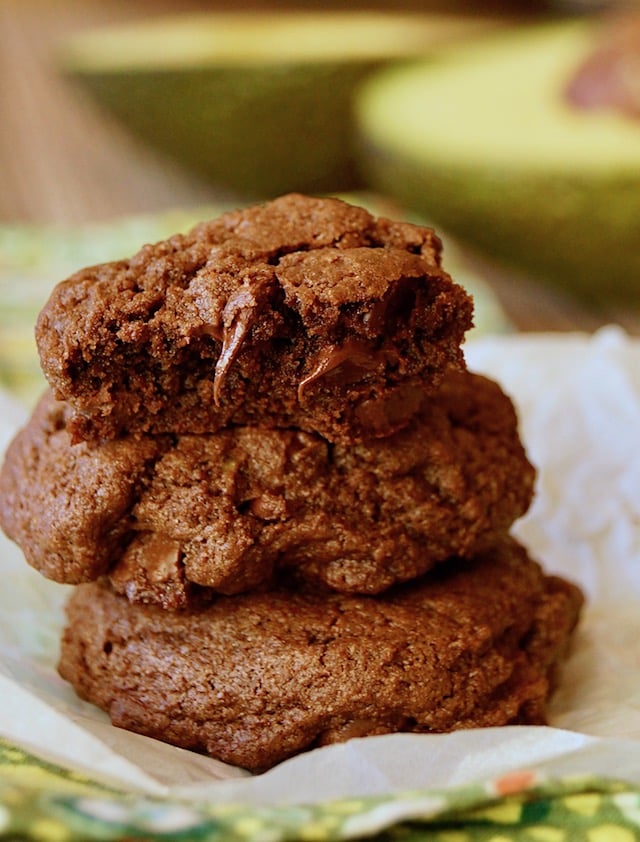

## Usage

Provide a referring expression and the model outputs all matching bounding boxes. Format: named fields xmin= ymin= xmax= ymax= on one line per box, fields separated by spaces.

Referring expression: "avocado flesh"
xmin=356 ymin=21 xmax=640 ymax=304
xmin=61 ymin=12 xmax=498 ymax=198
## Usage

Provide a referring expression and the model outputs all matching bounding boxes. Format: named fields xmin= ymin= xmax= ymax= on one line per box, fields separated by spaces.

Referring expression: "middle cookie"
xmin=0 ymin=370 xmax=535 ymax=607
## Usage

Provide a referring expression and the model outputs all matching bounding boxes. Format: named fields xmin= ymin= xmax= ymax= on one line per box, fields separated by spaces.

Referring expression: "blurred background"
xmin=1 ymin=0 xmax=639 ymax=402
xmin=2 ymin=0 xmax=562 ymax=224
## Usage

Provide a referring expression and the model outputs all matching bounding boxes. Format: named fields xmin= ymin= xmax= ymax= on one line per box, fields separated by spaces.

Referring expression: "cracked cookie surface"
xmin=35 ymin=193 xmax=473 ymax=444
xmin=0 ymin=371 xmax=535 ymax=603
xmin=58 ymin=538 xmax=583 ymax=773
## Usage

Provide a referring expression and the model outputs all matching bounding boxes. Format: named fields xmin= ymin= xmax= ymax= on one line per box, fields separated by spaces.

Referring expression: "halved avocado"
xmin=60 ymin=11 xmax=497 ymax=199
xmin=355 ymin=20 xmax=640 ymax=303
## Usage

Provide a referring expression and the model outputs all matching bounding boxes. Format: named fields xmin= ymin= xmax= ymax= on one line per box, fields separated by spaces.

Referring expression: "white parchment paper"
xmin=0 ymin=326 xmax=639 ymax=803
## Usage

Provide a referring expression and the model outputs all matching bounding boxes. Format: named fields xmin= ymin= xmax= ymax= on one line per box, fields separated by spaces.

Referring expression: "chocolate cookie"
xmin=0 ymin=371 xmax=535 ymax=603
xmin=58 ymin=538 xmax=583 ymax=773
xmin=35 ymin=194 xmax=473 ymax=444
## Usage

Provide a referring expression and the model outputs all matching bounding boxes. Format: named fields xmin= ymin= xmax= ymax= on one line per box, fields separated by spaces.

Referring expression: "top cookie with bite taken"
xmin=36 ymin=193 xmax=473 ymax=444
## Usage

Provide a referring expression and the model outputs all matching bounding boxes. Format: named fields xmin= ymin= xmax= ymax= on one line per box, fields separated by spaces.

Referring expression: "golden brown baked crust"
xmin=58 ymin=538 xmax=583 ymax=773
xmin=0 ymin=371 xmax=535 ymax=603
xmin=35 ymin=194 xmax=473 ymax=444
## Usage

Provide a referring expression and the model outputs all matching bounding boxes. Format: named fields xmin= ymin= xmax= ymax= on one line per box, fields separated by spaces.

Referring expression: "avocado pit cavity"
xmin=566 ymin=12 xmax=640 ymax=119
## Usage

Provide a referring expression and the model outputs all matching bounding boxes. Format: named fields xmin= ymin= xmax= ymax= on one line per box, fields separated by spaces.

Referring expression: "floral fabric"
xmin=1 ymin=738 xmax=639 ymax=841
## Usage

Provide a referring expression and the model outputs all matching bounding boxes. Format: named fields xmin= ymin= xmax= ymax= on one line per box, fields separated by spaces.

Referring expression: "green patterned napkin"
xmin=1 ymin=738 xmax=639 ymax=841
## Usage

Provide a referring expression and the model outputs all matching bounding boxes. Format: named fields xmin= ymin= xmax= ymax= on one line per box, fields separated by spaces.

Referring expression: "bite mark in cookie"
xmin=35 ymin=194 xmax=473 ymax=444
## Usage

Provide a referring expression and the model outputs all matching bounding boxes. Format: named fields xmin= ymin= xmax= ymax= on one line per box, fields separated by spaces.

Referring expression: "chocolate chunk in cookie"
xmin=35 ymin=194 xmax=473 ymax=444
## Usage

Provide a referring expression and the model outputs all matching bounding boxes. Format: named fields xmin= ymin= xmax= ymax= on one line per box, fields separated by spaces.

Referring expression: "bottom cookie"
xmin=58 ymin=538 xmax=583 ymax=773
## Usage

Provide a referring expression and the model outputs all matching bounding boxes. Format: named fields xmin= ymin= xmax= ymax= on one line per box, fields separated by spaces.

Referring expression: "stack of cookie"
xmin=0 ymin=194 xmax=582 ymax=773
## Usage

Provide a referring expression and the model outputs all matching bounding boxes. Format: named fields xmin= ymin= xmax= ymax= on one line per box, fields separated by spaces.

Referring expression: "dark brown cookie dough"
xmin=35 ymin=193 xmax=473 ymax=444
xmin=58 ymin=538 xmax=583 ymax=773
xmin=0 ymin=371 xmax=535 ymax=604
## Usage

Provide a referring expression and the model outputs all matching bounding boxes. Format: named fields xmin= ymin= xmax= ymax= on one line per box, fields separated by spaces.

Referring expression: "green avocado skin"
xmin=69 ymin=62 xmax=380 ymax=198
xmin=358 ymin=142 xmax=640 ymax=305
xmin=354 ymin=17 xmax=640 ymax=306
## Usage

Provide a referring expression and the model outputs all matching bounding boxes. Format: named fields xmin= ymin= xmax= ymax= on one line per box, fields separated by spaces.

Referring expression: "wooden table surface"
xmin=2 ymin=0 xmax=639 ymax=335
